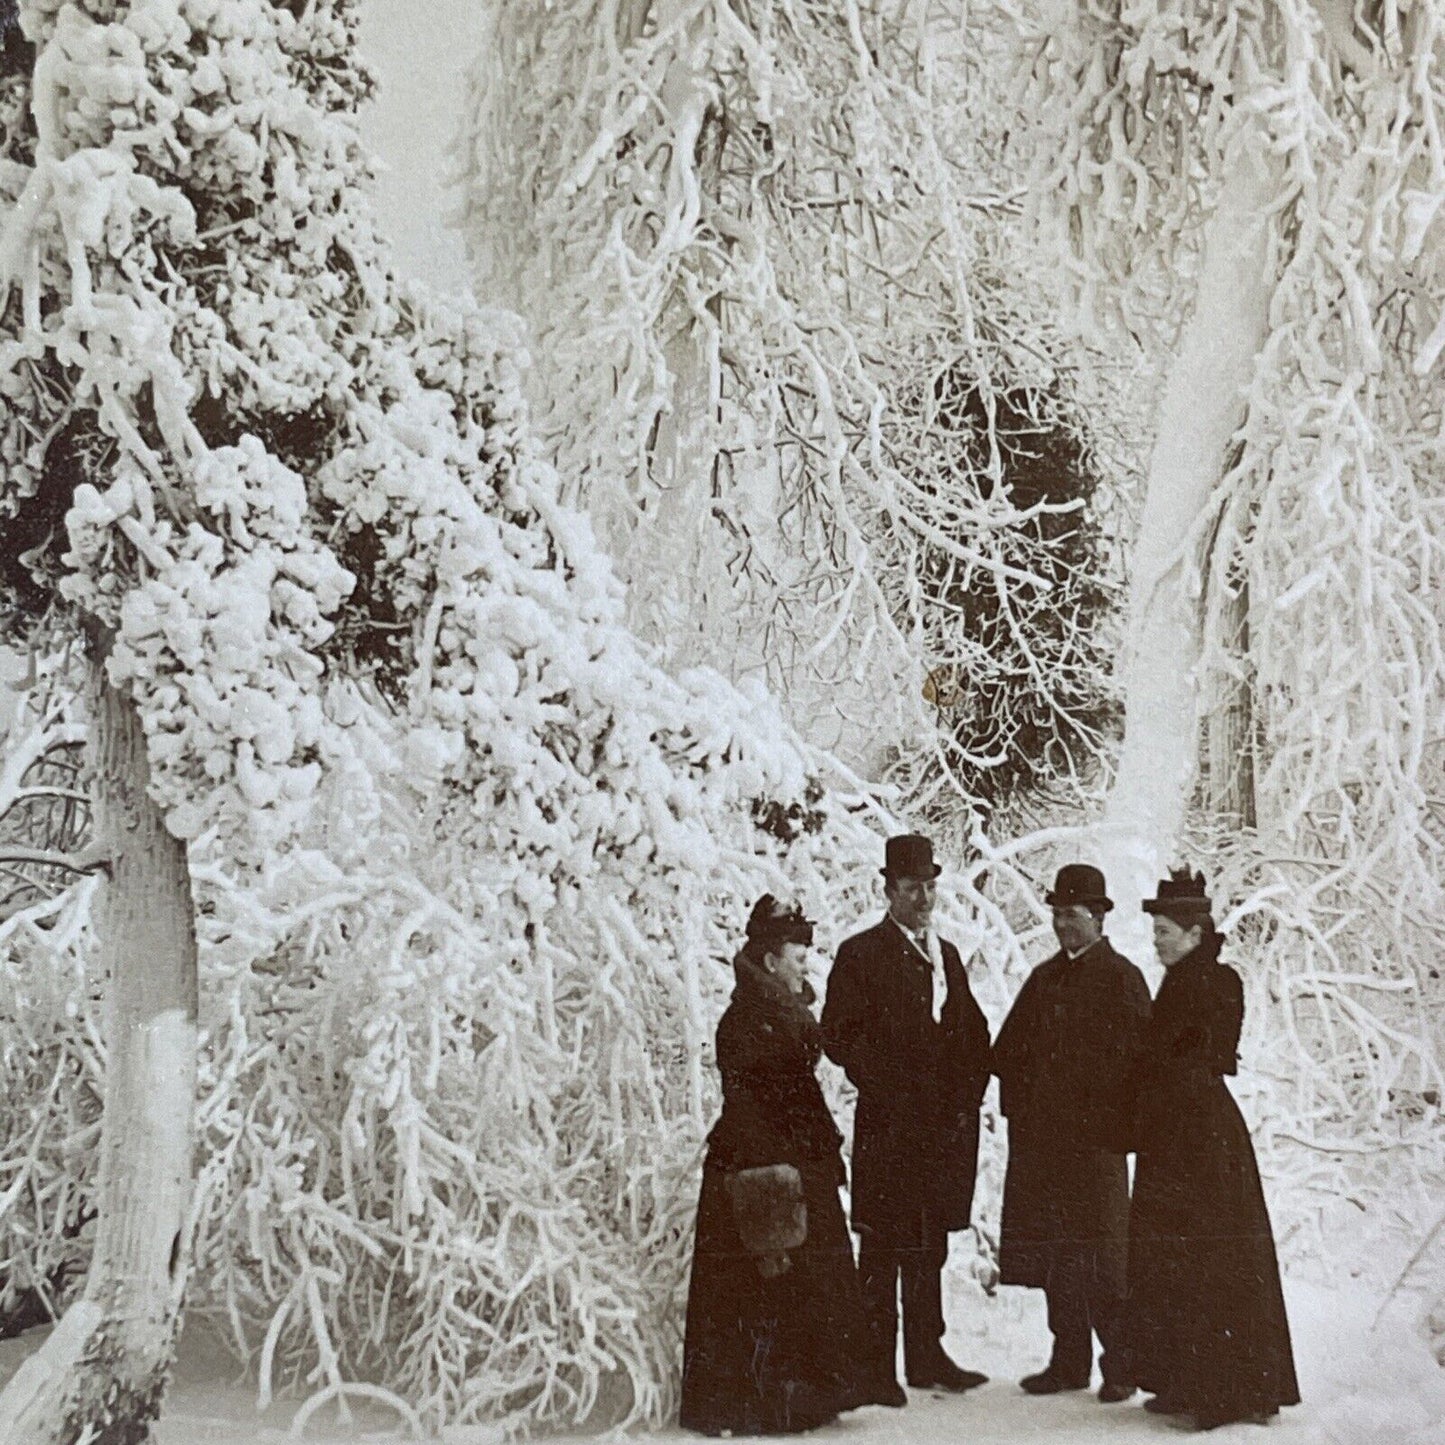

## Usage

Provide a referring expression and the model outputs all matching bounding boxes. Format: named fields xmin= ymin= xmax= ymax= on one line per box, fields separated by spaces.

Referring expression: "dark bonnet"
xmin=745 ymin=893 xmax=815 ymax=951
xmin=1142 ymin=867 xmax=1214 ymax=921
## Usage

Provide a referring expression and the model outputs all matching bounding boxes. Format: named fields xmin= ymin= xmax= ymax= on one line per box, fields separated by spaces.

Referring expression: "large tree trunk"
xmin=628 ymin=0 xmax=727 ymax=675
xmin=637 ymin=306 xmax=723 ymax=663
xmin=1203 ymin=565 xmax=1257 ymax=831
xmin=1101 ymin=128 xmax=1280 ymax=912
xmin=0 ymin=642 xmax=198 ymax=1445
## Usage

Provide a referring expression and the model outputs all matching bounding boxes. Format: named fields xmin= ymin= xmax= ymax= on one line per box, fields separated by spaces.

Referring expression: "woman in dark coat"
xmin=1128 ymin=870 xmax=1301 ymax=1430
xmin=680 ymin=896 xmax=898 ymax=1436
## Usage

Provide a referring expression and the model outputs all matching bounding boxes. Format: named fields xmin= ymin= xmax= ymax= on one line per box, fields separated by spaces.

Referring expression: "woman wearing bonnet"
xmin=1128 ymin=869 xmax=1301 ymax=1430
xmin=680 ymin=895 xmax=898 ymax=1435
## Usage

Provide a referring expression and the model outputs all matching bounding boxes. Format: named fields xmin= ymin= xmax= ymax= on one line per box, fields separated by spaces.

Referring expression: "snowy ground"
xmin=3 ymin=1268 xmax=1440 ymax=1445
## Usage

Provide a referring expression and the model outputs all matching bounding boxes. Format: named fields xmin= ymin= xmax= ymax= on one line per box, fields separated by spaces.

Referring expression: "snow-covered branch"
xmin=459 ymin=0 xmax=1126 ymax=817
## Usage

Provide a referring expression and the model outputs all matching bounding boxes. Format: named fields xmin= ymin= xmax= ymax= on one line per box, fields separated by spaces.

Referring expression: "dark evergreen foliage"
xmin=898 ymin=374 xmax=1121 ymax=819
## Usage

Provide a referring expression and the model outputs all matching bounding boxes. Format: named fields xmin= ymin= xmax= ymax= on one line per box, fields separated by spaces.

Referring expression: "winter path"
xmin=1 ymin=1272 xmax=1436 ymax=1445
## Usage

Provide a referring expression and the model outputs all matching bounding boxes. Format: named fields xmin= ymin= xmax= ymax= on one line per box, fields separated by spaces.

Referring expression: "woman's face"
xmin=1152 ymin=915 xmax=1202 ymax=968
xmin=766 ymin=941 xmax=810 ymax=996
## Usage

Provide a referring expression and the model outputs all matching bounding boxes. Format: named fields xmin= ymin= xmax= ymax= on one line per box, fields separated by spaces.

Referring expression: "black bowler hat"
xmin=881 ymin=834 xmax=942 ymax=880
xmin=1044 ymin=863 xmax=1114 ymax=912
xmin=1142 ymin=868 xmax=1213 ymax=918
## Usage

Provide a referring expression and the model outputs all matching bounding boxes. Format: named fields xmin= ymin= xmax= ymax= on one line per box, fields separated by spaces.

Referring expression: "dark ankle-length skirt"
xmin=680 ymin=1155 xmax=883 ymax=1435
xmin=1128 ymin=1079 xmax=1300 ymax=1422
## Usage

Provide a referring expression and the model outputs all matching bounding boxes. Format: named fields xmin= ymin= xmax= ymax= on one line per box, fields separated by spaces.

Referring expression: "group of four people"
xmin=680 ymin=834 xmax=1300 ymax=1436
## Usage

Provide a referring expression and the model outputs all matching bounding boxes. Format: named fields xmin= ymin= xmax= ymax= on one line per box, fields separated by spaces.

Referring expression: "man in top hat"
xmin=991 ymin=864 xmax=1151 ymax=1403
xmin=821 ymin=834 xmax=992 ymax=1397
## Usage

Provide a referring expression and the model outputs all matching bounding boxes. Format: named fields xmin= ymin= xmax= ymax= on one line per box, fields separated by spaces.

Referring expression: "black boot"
xmin=907 ymin=1352 xmax=988 ymax=1393
xmin=1020 ymin=1366 xmax=1090 ymax=1394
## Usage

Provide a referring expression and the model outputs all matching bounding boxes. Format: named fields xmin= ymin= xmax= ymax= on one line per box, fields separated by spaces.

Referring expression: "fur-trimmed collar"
xmin=732 ymin=942 xmax=818 ymax=1011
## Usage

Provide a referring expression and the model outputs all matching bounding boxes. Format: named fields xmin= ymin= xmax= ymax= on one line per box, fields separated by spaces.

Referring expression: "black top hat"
xmin=1044 ymin=863 xmax=1114 ymax=912
xmin=745 ymin=894 xmax=815 ymax=951
xmin=880 ymin=834 xmax=942 ymax=880
xmin=1142 ymin=868 xmax=1214 ymax=918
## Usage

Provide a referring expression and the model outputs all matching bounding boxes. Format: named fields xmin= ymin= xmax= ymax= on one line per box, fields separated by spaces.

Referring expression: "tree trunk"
xmin=1203 ymin=568 xmax=1257 ymax=831
xmin=0 ymin=641 xmax=198 ymax=1445
xmin=646 ymin=315 xmax=721 ymax=1136
xmin=628 ymin=0 xmax=726 ymax=675
xmin=640 ymin=304 xmax=725 ymax=652
xmin=1101 ymin=128 xmax=1279 ymax=910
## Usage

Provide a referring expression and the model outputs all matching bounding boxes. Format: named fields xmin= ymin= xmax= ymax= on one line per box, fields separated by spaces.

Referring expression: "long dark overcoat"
xmin=821 ymin=918 xmax=991 ymax=1241
xmin=1128 ymin=937 xmax=1300 ymax=1419
xmin=680 ymin=951 xmax=881 ymax=1436
xmin=991 ymin=939 xmax=1150 ymax=1291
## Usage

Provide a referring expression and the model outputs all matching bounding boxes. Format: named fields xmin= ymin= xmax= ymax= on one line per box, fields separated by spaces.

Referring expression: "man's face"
xmin=1051 ymin=904 xmax=1102 ymax=955
xmin=886 ymin=874 xmax=936 ymax=933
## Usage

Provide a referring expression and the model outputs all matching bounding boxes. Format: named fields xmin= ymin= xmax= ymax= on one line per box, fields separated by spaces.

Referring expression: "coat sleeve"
xmin=944 ymin=942 xmax=992 ymax=1112
xmin=1171 ymin=966 xmax=1243 ymax=1079
xmin=1211 ymin=967 xmax=1245 ymax=1074
xmin=708 ymin=1009 xmax=792 ymax=1171
xmin=1096 ymin=959 xmax=1152 ymax=1151
xmin=989 ymin=968 xmax=1039 ymax=1117
xmin=821 ymin=940 xmax=883 ymax=1094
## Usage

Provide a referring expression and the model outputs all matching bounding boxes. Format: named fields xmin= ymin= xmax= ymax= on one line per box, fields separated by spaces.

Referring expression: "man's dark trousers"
xmin=1045 ymin=1245 xmax=1130 ymax=1386
xmin=857 ymin=1214 xmax=947 ymax=1380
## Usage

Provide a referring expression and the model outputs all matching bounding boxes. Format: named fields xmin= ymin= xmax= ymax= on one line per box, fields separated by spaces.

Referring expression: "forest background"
xmin=0 ymin=0 xmax=1442 ymax=1441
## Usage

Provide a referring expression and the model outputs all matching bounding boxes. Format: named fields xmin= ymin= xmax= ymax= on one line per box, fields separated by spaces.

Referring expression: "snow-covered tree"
xmin=1016 ymin=0 xmax=1445 ymax=1182
xmin=0 ymin=0 xmax=377 ymax=1431
xmin=0 ymin=1 xmax=1032 ymax=1436
xmin=0 ymin=654 xmax=96 ymax=1345
xmin=458 ymin=0 xmax=1125 ymax=820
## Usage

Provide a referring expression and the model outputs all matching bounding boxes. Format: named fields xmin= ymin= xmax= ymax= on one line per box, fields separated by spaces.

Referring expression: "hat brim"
xmin=881 ymin=864 xmax=943 ymax=880
xmin=750 ymin=919 xmax=816 ymax=950
xmin=1044 ymin=891 xmax=1114 ymax=912
xmin=1142 ymin=898 xmax=1212 ymax=916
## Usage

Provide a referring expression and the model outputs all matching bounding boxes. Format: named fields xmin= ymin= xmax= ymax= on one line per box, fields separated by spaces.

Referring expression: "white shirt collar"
xmin=888 ymin=913 xmax=929 ymax=949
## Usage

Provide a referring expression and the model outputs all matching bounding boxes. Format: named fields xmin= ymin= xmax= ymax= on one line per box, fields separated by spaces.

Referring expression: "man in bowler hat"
xmin=991 ymin=864 xmax=1150 ymax=1402
xmin=821 ymin=834 xmax=992 ymax=1396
